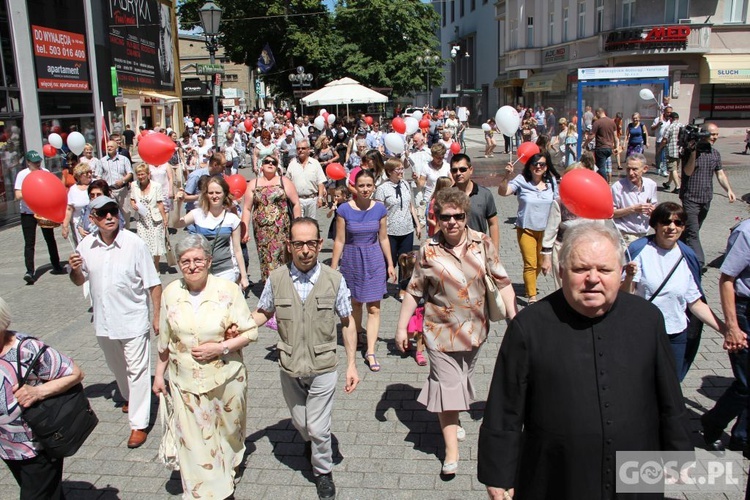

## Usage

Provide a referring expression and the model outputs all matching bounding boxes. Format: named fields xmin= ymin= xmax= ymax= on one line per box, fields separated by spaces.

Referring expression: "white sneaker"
xmin=456 ymin=426 xmax=466 ymax=442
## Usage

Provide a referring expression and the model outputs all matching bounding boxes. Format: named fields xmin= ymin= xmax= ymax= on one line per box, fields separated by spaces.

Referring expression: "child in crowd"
xmin=426 ymin=176 xmax=454 ymax=237
xmin=744 ymin=128 xmax=750 ymax=154
xmin=327 ymin=185 xmax=349 ymax=241
xmin=399 ymin=251 xmax=426 ymax=366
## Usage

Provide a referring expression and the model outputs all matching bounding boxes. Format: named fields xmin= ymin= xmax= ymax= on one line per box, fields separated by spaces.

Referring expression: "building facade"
xmin=439 ymin=0 xmax=749 ymax=129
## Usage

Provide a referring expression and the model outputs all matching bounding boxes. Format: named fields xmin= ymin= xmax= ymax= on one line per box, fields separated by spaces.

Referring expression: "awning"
xmin=138 ymin=90 xmax=181 ymax=103
xmin=494 ymin=77 xmax=523 ymax=88
xmin=701 ymin=55 xmax=750 ymax=84
xmin=522 ymin=70 xmax=568 ymax=93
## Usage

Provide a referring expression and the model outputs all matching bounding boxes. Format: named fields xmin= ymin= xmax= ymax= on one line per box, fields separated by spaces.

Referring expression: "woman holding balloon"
xmin=61 ymin=163 xmax=93 ymax=244
xmin=498 ymin=151 xmax=560 ymax=303
xmin=130 ymin=163 xmax=167 ymax=269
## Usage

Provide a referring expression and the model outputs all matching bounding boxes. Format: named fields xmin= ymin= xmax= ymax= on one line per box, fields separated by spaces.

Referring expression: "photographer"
xmin=679 ymin=122 xmax=736 ymax=269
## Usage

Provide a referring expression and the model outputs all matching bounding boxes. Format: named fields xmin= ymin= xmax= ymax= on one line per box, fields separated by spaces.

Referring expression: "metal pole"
xmin=427 ymin=69 xmax=430 ymax=108
xmin=209 ymin=38 xmax=219 ymax=138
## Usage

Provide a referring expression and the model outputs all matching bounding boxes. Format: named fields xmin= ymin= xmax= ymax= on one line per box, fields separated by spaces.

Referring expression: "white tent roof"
xmin=301 ymin=77 xmax=388 ymax=106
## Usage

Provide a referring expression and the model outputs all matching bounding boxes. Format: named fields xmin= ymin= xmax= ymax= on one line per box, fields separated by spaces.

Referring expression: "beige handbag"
xmin=157 ymin=392 xmax=179 ymax=470
xmin=481 ymin=243 xmax=506 ymax=322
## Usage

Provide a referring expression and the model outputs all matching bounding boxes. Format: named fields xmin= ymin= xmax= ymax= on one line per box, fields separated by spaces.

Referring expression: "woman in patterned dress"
xmin=130 ymin=163 xmax=167 ymax=268
xmin=252 ymin=130 xmax=279 ymax=175
xmin=154 ymin=235 xmax=258 ymax=500
xmin=395 ymin=188 xmax=517 ymax=476
xmin=241 ymin=155 xmax=300 ymax=281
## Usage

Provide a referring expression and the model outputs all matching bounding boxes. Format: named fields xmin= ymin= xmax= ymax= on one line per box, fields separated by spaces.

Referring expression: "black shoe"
xmin=50 ymin=266 xmax=67 ymax=275
xmin=662 ymin=182 xmax=671 ymax=190
xmin=671 ymin=188 xmax=680 ymax=194
xmin=304 ymin=441 xmax=312 ymax=462
xmin=701 ymin=416 xmax=725 ymax=451
xmin=23 ymin=272 xmax=35 ymax=285
xmin=315 ymin=473 xmax=336 ymax=500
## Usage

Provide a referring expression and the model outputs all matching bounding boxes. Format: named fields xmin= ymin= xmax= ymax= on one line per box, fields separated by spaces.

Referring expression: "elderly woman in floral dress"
xmin=153 ymin=234 xmax=258 ymax=499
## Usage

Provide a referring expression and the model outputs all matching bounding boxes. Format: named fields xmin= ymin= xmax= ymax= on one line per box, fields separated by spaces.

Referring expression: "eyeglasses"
xmin=531 ymin=161 xmax=547 ymax=167
xmin=298 ymin=147 xmax=310 ymax=151
xmin=450 ymin=166 xmax=469 ymax=174
xmin=392 ymin=167 xmax=404 ymax=172
xmin=178 ymin=258 xmax=207 ymax=268
xmin=93 ymin=207 xmax=119 ymax=219
xmin=263 ymin=159 xmax=278 ymax=166
xmin=660 ymin=218 xmax=685 ymax=227
xmin=290 ymin=240 xmax=321 ymax=250
xmin=437 ymin=213 xmax=466 ymax=222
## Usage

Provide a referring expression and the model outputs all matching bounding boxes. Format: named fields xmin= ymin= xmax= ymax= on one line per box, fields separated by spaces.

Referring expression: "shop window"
xmin=0 ymin=9 xmax=16 ymax=88
xmin=596 ymin=0 xmax=604 ymax=33
xmin=623 ymin=0 xmax=636 ymax=27
xmin=38 ymin=93 xmax=94 ymax=116
xmin=725 ymin=0 xmax=747 ymax=22
xmin=578 ymin=2 xmax=586 ymax=38
xmin=665 ymin=0 xmax=689 ymax=23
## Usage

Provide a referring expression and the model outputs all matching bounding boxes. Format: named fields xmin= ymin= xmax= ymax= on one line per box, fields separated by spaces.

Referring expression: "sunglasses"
xmin=660 ymin=218 xmax=685 ymax=227
xmin=263 ymin=159 xmax=278 ymax=166
xmin=450 ymin=166 xmax=469 ymax=174
xmin=531 ymin=161 xmax=547 ymax=167
xmin=437 ymin=213 xmax=466 ymax=222
xmin=93 ymin=206 xmax=119 ymax=219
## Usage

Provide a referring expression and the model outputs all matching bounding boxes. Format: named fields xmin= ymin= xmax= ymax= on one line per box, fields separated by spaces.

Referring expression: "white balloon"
xmin=481 ymin=123 xmax=491 ymax=132
xmin=319 ymin=108 xmax=327 ymax=116
xmin=237 ymin=122 xmax=246 ymax=132
xmin=384 ymin=132 xmax=405 ymax=154
xmin=66 ymin=131 xmax=86 ymax=155
xmin=220 ymin=121 xmax=231 ymax=133
xmin=48 ymin=133 xmax=63 ymax=149
xmin=404 ymin=117 xmax=420 ymax=136
xmin=639 ymin=88 xmax=655 ymax=101
xmin=413 ymin=110 xmax=423 ymax=121
xmin=264 ymin=111 xmax=274 ymax=124
xmin=314 ymin=116 xmax=326 ymax=131
xmin=495 ymin=106 xmax=521 ymax=137
xmin=327 ymin=114 xmax=336 ymax=125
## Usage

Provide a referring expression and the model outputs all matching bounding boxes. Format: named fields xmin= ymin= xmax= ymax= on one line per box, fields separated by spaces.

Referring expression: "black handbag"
xmin=16 ymin=337 xmax=98 ymax=459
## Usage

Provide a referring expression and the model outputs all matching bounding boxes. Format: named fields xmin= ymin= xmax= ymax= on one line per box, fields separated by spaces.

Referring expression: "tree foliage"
xmin=177 ymin=0 xmax=442 ymax=99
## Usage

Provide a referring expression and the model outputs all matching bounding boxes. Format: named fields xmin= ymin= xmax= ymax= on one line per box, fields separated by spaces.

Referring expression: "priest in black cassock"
xmin=478 ymin=223 xmax=693 ymax=500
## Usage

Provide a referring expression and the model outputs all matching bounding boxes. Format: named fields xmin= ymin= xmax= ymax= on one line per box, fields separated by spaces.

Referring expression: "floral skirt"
xmin=170 ymin=368 xmax=247 ymax=499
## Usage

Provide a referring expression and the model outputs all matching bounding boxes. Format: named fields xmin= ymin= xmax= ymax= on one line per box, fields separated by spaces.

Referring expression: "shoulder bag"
xmin=648 ymin=254 xmax=684 ymax=302
xmin=479 ymin=240 xmax=506 ymax=322
xmin=15 ymin=337 xmax=98 ymax=458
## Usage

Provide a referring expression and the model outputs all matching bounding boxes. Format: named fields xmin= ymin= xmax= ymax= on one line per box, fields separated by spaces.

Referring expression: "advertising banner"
xmin=31 ymin=24 xmax=89 ymax=91
xmin=107 ymin=0 xmax=175 ymax=91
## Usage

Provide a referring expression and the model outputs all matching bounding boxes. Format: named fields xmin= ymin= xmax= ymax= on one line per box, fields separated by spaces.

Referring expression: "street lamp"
xmin=288 ymin=66 xmax=314 ymax=88
xmin=416 ymin=49 xmax=440 ymax=107
xmin=199 ymin=1 xmax=222 ymax=136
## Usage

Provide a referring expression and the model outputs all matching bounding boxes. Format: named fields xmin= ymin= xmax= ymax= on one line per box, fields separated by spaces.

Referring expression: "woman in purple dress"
xmin=331 ymin=169 xmax=396 ymax=372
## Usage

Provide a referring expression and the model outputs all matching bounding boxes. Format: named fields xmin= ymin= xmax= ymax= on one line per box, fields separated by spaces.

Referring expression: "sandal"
xmin=415 ymin=351 xmax=427 ymax=366
xmin=365 ymin=353 xmax=381 ymax=372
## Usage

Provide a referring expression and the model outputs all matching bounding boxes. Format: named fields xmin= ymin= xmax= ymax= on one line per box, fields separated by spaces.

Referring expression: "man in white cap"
xmin=68 ymin=195 xmax=161 ymax=449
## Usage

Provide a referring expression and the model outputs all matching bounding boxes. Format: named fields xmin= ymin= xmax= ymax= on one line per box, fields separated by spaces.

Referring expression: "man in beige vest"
xmin=253 ymin=217 xmax=359 ymax=500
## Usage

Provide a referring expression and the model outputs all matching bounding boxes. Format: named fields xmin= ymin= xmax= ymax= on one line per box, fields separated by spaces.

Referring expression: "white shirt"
xmin=97 ymin=154 xmax=132 ymax=186
xmin=14 ymin=167 xmax=49 ymax=214
xmin=285 ymin=157 xmax=326 ymax=198
xmin=612 ymin=177 xmax=658 ymax=235
xmin=76 ymin=229 xmax=161 ymax=339
xmin=421 ymin=161 xmax=451 ymax=201
xmin=631 ymin=242 xmax=701 ymax=334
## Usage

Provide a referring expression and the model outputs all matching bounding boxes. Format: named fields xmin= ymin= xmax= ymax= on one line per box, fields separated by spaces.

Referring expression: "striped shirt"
xmin=258 ymin=262 xmax=352 ymax=317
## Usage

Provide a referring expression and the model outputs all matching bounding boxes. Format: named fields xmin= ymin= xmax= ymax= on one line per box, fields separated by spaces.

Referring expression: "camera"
xmin=678 ymin=121 xmax=711 ymax=153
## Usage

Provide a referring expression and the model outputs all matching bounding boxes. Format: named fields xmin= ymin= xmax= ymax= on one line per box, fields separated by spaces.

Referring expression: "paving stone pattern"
xmin=0 ymin=128 xmax=748 ymax=499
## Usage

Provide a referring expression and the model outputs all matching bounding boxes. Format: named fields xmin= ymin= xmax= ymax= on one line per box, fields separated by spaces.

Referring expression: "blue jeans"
xmin=703 ymin=298 xmax=750 ymax=444
xmin=669 ymin=328 xmax=688 ymax=380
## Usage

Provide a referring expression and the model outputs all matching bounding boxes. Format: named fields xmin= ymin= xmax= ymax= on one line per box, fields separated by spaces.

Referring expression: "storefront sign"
xmin=699 ymin=103 xmax=750 ymax=111
xmin=182 ymin=80 xmax=208 ymax=96
xmin=605 ymin=26 xmax=690 ymax=52
xmin=107 ymin=0 xmax=175 ymax=90
xmin=31 ymin=25 xmax=89 ymax=90
xmin=196 ymin=64 xmax=225 ymax=75
xmin=711 ymin=69 xmax=750 ymax=80
xmin=578 ymin=65 xmax=670 ymax=80
xmin=543 ymin=47 xmax=569 ymax=64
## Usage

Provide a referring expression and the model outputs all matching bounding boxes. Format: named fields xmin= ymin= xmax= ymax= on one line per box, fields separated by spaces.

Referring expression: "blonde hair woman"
xmin=61 ymin=163 xmax=93 ymax=243
xmin=130 ymin=163 xmax=167 ymax=268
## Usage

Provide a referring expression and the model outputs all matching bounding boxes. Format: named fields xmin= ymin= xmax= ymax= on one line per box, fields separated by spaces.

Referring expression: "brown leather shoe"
xmin=121 ymin=403 xmax=129 ymax=413
xmin=127 ymin=429 xmax=147 ymax=448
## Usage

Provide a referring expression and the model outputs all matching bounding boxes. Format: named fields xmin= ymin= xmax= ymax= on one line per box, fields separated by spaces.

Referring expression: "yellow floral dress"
xmin=159 ymin=275 xmax=258 ymax=499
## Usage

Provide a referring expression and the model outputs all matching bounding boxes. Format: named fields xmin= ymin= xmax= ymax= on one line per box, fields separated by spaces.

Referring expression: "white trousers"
xmin=97 ymin=334 xmax=151 ymax=430
xmin=298 ymin=198 xmax=318 ymax=219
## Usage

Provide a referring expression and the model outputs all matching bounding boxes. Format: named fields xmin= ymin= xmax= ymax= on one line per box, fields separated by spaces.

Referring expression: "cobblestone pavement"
xmin=0 ymin=128 xmax=748 ymax=499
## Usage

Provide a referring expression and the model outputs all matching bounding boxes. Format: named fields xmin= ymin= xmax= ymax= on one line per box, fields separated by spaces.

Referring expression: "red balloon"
xmin=323 ymin=112 xmax=329 ymax=122
xmin=392 ymin=117 xmax=406 ymax=134
xmin=365 ymin=116 xmax=374 ymax=126
xmin=244 ymin=119 xmax=253 ymax=131
xmin=43 ymin=144 xmax=57 ymax=157
xmin=450 ymin=142 xmax=461 ymax=154
xmin=225 ymin=174 xmax=247 ymax=199
xmin=138 ymin=133 xmax=176 ymax=165
xmin=21 ymin=170 xmax=67 ymax=223
xmin=419 ymin=119 xmax=430 ymax=129
xmin=517 ymin=142 xmax=541 ymax=163
xmin=208 ymin=117 xmax=214 ymax=125
xmin=285 ymin=111 xmax=292 ymax=119
xmin=559 ymin=169 xmax=614 ymax=219
xmin=326 ymin=163 xmax=346 ymax=181
xmin=194 ymin=118 xmax=201 ymax=125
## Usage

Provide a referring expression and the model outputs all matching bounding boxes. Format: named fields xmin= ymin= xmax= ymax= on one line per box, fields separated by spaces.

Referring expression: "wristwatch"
xmin=221 ymin=342 xmax=230 ymax=356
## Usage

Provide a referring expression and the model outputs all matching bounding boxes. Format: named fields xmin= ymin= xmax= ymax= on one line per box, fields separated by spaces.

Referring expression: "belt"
xmin=299 ymin=194 xmax=318 ymax=199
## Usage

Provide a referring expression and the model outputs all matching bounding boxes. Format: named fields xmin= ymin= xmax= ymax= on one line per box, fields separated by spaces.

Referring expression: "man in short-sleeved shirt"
xmin=69 ymin=196 xmax=162 ymax=449
xmin=98 ymin=140 xmax=133 ymax=228
xmin=180 ymin=153 xmax=225 ymax=211
xmin=611 ymin=153 xmax=657 ymax=245
xmin=584 ymin=108 xmax=619 ymax=181
xmin=285 ymin=139 xmax=326 ymax=219
xmin=449 ymin=153 xmax=499 ymax=251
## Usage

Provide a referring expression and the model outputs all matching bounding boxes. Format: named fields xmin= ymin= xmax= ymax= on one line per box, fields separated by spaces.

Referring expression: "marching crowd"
xmin=2 ymin=104 xmax=749 ymax=500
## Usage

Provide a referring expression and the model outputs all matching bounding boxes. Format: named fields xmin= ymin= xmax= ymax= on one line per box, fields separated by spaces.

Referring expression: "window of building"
xmin=442 ymin=1 xmax=446 ymax=27
xmin=665 ymin=0 xmax=689 ymax=23
xmin=563 ymin=7 xmax=569 ymax=42
xmin=471 ymin=0 xmax=476 ymax=11
xmin=510 ymin=19 xmax=518 ymax=50
xmin=577 ymin=2 xmax=586 ymax=38
xmin=527 ymin=17 xmax=534 ymax=48
xmin=451 ymin=0 xmax=455 ymax=22
xmin=596 ymin=0 xmax=604 ymax=32
xmin=460 ymin=0 xmax=465 ymax=17
xmin=725 ymin=0 xmax=747 ymax=22
xmin=548 ymin=11 xmax=555 ymax=45
xmin=622 ymin=0 xmax=636 ymax=27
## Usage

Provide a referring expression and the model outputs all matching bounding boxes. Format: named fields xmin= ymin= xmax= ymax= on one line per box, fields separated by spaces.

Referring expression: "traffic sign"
xmin=196 ymin=64 xmax=225 ymax=75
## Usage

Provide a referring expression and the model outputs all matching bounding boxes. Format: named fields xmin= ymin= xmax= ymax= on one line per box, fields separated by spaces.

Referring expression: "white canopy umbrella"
xmin=301 ymin=77 xmax=388 ymax=115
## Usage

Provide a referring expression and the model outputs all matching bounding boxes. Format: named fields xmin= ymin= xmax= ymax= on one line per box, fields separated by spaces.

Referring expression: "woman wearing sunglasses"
xmin=395 ymin=188 xmax=516 ymax=476
xmin=498 ymin=152 xmax=561 ymax=304
xmin=241 ymin=155 xmax=300 ymax=281
xmin=621 ymin=202 xmax=726 ymax=380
